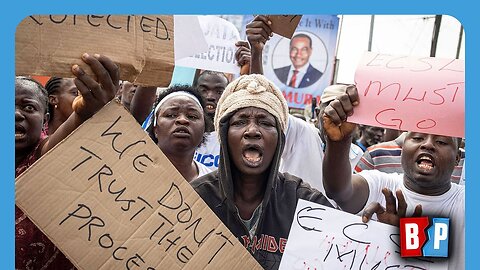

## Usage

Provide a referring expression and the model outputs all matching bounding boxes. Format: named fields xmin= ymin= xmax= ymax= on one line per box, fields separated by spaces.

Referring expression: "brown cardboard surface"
xmin=15 ymin=101 xmax=262 ymax=270
xmin=16 ymin=15 xmax=174 ymax=87
xmin=267 ymin=15 xmax=302 ymax=39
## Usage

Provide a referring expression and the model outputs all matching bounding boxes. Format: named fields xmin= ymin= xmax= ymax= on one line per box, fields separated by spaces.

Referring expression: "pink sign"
xmin=351 ymin=52 xmax=465 ymax=138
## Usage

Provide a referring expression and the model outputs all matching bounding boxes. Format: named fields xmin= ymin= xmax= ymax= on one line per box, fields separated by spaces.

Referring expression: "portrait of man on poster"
xmin=274 ymin=33 xmax=323 ymax=88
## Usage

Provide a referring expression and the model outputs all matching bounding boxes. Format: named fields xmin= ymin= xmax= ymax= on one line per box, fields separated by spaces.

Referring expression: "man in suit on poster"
xmin=274 ymin=33 xmax=323 ymax=88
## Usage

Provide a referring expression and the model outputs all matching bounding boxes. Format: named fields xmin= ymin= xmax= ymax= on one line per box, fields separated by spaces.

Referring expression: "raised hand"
xmin=71 ymin=53 xmax=119 ymax=120
xmin=245 ymin=15 xmax=273 ymax=51
xmin=322 ymin=85 xmax=359 ymax=141
xmin=235 ymin=40 xmax=251 ymax=67
xmin=362 ymin=188 xmax=423 ymax=227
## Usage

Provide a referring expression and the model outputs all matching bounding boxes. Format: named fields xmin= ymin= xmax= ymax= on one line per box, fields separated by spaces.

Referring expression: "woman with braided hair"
xmin=45 ymin=77 xmax=78 ymax=135
xmin=15 ymin=53 xmax=119 ymax=269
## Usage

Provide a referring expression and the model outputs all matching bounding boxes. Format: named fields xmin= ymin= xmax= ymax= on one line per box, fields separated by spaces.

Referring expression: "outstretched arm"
xmin=245 ymin=15 xmax=272 ymax=75
xmin=41 ymin=53 xmax=119 ymax=155
xmin=130 ymin=86 xmax=157 ymax=124
xmin=322 ymin=85 xmax=369 ymax=214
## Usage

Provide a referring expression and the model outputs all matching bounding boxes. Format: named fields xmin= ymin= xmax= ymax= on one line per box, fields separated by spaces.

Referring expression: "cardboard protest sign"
xmin=267 ymin=15 xmax=302 ymax=39
xmin=15 ymin=101 xmax=262 ymax=270
xmin=352 ymin=52 xmax=465 ymax=138
xmin=16 ymin=15 xmax=174 ymax=87
xmin=279 ymin=199 xmax=447 ymax=270
xmin=175 ymin=16 xmax=240 ymax=74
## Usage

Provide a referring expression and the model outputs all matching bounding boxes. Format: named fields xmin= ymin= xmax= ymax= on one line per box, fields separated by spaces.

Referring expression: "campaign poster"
xmin=242 ymin=15 xmax=339 ymax=109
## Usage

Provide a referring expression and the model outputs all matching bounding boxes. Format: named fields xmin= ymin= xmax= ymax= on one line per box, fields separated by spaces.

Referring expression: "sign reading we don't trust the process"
xmin=352 ymin=52 xmax=465 ymax=138
xmin=15 ymin=101 xmax=262 ymax=270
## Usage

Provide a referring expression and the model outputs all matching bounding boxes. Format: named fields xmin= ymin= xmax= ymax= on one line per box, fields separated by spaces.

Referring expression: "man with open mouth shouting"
xmin=321 ymin=85 xmax=464 ymax=270
xmin=190 ymin=74 xmax=333 ymax=270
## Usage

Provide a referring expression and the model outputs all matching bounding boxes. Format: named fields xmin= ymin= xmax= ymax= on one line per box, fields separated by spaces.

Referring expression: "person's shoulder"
xmin=190 ymin=171 xmax=225 ymax=210
xmin=278 ymin=172 xmax=319 ymax=194
xmin=307 ymin=64 xmax=323 ymax=76
xmin=194 ymin=160 xmax=214 ymax=177
xmin=274 ymin=65 xmax=291 ymax=72
xmin=367 ymin=139 xmax=401 ymax=150
xmin=287 ymin=114 xmax=318 ymax=134
xmin=274 ymin=65 xmax=291 ymax=77
xmin=450 ymin=182 xmax=465 ymax=196
xmin=349 ymin=143 xmax=364 ymax=158
xmin=279 ymin=171 xmax=302 ymax=183
xmin=358 ymin=169 xmax=402 ymax=183
xmin=190 ymin=170 xmax=219 ymax=190
xmin=279 ymin=172 xmax=334 ymax=207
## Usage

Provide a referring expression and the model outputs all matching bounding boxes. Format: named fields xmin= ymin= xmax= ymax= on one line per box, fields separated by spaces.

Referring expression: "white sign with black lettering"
xmin=279 ymin=199 xmax=447 ymax=270
xmin=175 ymin=15 xmax=240 ymax=74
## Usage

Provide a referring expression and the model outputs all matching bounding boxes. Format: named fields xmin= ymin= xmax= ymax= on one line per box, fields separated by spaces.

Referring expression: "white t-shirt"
xmin=459 ymin=160 xmax=465 ymax=186
xmin=194 ymin=160 xmax=212 ymax=177
xmin=358 ymin=170 xmax=465 ymax=270
xmin=280 ymin=115 xmax=363 ymax=194
xmin=194 ymin=131 xmax=220 ymax=172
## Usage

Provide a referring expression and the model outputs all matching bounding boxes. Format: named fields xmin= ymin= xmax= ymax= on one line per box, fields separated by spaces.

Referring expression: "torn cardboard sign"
xmin=15 ymin=101 xmax=262 ymax=270
xmin=267 ymin=15 xmax=302 ymax=39
xmin=16 ymin=15 xmax=174 ymax=87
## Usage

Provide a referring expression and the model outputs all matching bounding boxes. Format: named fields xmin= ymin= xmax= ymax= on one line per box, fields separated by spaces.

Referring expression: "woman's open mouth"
xmin=15 ymin=125 xmax=26 ymax=140
xmin=242 ymin=144 xmax=264 ymax=167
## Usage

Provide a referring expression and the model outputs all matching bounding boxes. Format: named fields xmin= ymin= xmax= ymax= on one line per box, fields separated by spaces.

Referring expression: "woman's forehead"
xmin=160 ymin=96 xmax=203 ymax=110
xmin=16 ymin=83 xmax=43 ymax=100
xmin=233 ymin=107 xmax=273 ymax=117
xmin=60 ymin=78 xmax=75 ymax=88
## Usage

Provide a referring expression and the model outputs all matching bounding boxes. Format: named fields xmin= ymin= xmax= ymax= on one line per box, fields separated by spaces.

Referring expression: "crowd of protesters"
xmin=15 ymin=15 xmax=465 ymax=270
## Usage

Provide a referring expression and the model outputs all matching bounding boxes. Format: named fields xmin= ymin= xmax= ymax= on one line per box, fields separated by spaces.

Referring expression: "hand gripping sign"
xmin=15 ymin=101 xmax=262 ymax=270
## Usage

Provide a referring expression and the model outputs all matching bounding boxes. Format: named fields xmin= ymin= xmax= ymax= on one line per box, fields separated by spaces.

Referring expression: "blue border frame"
xmin=2 ymin=1 xmax=477 ymax=268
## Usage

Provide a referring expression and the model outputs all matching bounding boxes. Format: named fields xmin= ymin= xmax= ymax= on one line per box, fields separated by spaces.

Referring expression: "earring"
xmin=54 ymin=104 xmax=58 ymax=109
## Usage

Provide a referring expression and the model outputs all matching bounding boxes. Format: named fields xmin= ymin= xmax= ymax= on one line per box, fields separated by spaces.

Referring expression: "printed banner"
xmin=174 ymin=15 xmax=209 ymax=61
xmin=242 ymin=15 xmax=339 ymax=109
xmin=176 ymin=15 xmax=241 ymax=74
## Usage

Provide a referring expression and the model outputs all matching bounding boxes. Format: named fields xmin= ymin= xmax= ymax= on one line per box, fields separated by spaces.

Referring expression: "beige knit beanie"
xmin=214 ymin=74 xmax=289 ymax=135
